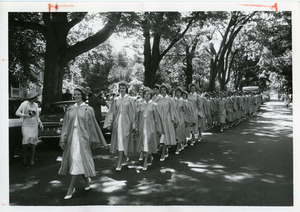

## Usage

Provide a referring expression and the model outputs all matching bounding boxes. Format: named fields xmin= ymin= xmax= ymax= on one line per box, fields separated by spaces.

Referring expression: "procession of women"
xmin=56 ymin=81 xmax=264 ymax=199
xmin=16 ymin=81 xmax=265 ymax=199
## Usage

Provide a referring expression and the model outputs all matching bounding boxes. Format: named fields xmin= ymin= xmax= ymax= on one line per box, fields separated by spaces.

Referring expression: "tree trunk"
xmin=185 ymin=47 xmax=194 ymax=89
xmin=208 ymin=57 xmax=218 ymax=92
xmin=143 ymin=31 xmax=161 ymax=88
xmin=41 ymin=13 xmax=69 ymax=112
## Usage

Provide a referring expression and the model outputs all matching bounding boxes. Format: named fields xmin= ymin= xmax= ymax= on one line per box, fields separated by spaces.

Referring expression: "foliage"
xmin=9 ymin=12 xmax=45 ymax=88
xmin=9 ymin=11 xmax=293 ymax=101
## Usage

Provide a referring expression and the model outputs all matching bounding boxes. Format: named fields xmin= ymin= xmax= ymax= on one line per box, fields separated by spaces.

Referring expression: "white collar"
xmin=74 ymin=102 xmax=86 ymax=107
xmin=119 ymin=94 xmax=128 ymax=99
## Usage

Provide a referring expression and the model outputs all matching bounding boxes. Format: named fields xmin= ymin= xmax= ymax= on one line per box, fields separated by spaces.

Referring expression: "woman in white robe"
xmin=104 ymin=81 xmax=136 ymax=171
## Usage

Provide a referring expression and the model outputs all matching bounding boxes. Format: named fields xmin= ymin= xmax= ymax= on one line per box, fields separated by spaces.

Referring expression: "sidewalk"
xmin=9 ymin=100 xmax=293 ymax=206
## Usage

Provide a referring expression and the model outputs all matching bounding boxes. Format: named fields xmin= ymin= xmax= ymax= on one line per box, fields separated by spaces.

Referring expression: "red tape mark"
xmin=241 ymin=3 xmax=278 ymax=12
xmin=48 ymin=3 xmax=74 ymax=12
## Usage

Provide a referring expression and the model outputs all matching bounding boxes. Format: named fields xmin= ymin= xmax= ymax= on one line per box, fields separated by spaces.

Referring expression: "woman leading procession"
xmin=58 ymin=87 xmax=107 ymax=199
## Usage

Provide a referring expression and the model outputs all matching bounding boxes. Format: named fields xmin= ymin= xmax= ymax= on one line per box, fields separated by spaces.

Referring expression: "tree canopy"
xmin=9 ymin=11 xmax=292 ymax=106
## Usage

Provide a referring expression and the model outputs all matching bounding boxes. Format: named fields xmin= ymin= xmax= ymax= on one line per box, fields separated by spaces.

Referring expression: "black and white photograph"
xmin=1 ymin=1 xmax=299 ymax=211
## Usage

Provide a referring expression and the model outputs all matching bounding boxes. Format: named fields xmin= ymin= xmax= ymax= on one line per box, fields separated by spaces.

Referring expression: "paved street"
xmin=9 ymin=100 xmax=293 ymax=206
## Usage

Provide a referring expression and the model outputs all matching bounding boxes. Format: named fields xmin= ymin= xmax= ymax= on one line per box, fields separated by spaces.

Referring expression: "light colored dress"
xmin=152 ymin=94 xmax=162 ymax=103
xmin=174 ymin=97 xmax=185 ymax=143
xmin=248 ymin=95 xmax=254 ymax=114
xmin=187 ymin=92 xmax=199 ymax=133
xmin=103 ymin=94 xmax=136 ymax=155
xmin=205 ymin=99 xmax=212 ymax=127
xmin=225 ymin=97 xmax=233 ymax=122
xmin=16 ymin=101 xmax=40 ymax=145
xmin=70 ymin=112 xmax=84 ymax=175
xmin=217 ymin=99 xmax=226 ymax=124
xmin=197 ymin=96 xmax=207 ymax=132
xmin=156 ymin=95 xmax=178 ymax=145
xmin=136 ymin=100 xmax=163 ymax=153
xmin=59 ymin=102 xmax=107 ymax=177
xmin=182 ymin=99 xmax=193 ymax=138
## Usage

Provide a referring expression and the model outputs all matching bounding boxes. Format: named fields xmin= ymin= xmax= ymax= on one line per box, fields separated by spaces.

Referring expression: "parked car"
xmin=9 ymin=98 xmax=24 ymax=159
xmin=39 ymin=101 xmax=109 ymax=142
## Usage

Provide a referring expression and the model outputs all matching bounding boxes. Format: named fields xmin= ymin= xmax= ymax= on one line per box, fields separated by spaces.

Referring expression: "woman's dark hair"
xmin=74 ymin=88 xmax=87 ymax=102
xmin=118 ymin=84 xmax=129 ymax=93
xmin=189 ymin=85 xmax=196 ymax=93
xmin=159 ymin=86 xmax=168 ymax=94
xmin=143 ymin=89 xmax=153 ymax=99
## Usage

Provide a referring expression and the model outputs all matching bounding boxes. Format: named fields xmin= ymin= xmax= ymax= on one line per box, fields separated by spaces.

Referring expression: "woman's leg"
xmin=65 ymin=175 xmax=78 ymax=197
xmin=82 ymin=175 xmax=91 ymax=190
xmin=143 ymin=152 xmax=149 ymax=170
xmin=160 ymin=144 xmax=166 ymax=161
xmin=116 ymin=151 xmax=124 ymax=170
xmin=22 ymin=145 xmax=28 ymax=165
xmin=139 ymin=152 xmax=144 ymax=161
xmin=30 ymin=144 xmax=36 ymax=166
xmin=198 ymin=127 xmax=202 ymax=141
xmin=175 ymin=141 xmax=180 ymax=154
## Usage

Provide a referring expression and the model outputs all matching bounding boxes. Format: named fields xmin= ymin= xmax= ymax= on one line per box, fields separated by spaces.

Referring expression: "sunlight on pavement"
xmin=160 ymin=167 xmax=176 ymax=173
xmin=129 ymin=178 xmax=160 ymax=195
xmin=261 ymin=179 xmax=275 ymax=184
xmin=203 ymin=132 xmax=213 ymax=136
xmin=100 ymin=176 xmax=127 ymax=193
xmin=172 ymin=173 xmax=201 ymax=182
xmin=180 ymin=161 xmax=208 ymax=168
xmin=224 ymin=173 xmax=254 ymax=182
xmin=108 ymin=196 xmax=127 ymax=205
xmin=10 ymin=181 xmax=39 ymax=192
xmin=191 ymin=168 xmax=208 ymax=173
xmin=101 ymin=169 xmax=113 ymax=175
xmin=49 ymin=180 xmax=62 ymax=187
xmin=181 ymin=161 xmax=226 ymax=175
xmin=212 ymin=164 xmax=225 ymax=169
xmin=94 ymin=155 xmax=115 ymax=160
xmin=254 ymin=132 xmax=277 ymax=137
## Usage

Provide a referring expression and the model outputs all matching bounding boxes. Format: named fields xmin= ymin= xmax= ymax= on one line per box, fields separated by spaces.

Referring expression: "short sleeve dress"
xmin=16 ymin=101 xmax=40 ymax=145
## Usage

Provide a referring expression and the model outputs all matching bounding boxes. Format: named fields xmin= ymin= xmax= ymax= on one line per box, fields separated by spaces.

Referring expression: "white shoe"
xmin=64 ymin=188 xmax=75 ymax=200
xmin=122 ymin=157 xmax=129 ymax=165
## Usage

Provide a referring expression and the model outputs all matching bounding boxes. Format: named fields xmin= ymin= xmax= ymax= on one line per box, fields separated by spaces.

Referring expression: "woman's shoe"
xmin=165 ymin=148 xmax=169 ymax=158
xmin=147 ymin=156 xmax=153 ymax=165
xmin=122 ymin=157 xmax=129 ymax=166
xmin=64 ymin=188 xmax=75 ymax=200
xmin=85 ymin=178 xmax=91 ymax=190
xmin=115 ymin=164 xmax=122 ymax=171
xmin=138 ymin=153 xmax=144 ymax=161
